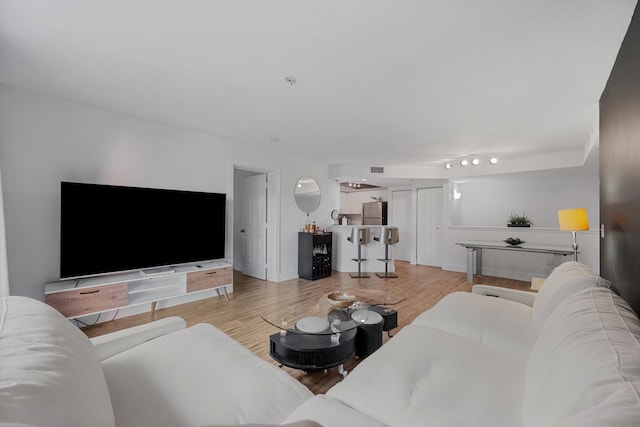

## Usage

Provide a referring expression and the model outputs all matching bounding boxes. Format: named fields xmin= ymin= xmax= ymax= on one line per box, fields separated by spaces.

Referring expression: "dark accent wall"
xmin=600 ymin=4 xmax=640 ymax=315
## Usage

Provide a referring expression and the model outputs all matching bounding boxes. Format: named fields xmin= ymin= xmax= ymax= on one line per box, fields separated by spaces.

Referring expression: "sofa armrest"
xmin=91 ymin=316 xmax=187 ymax=361
xmin=472 ymin=285 xmax=537 ymax=307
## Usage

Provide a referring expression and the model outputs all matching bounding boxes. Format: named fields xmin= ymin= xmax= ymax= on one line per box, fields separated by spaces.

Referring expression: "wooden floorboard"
xmin=82 ymin=262 xmax=530 ymax=394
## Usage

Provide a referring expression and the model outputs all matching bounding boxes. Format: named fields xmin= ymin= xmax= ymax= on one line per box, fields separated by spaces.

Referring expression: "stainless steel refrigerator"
xmin=362 ymin=201 xmax=388 ymax=225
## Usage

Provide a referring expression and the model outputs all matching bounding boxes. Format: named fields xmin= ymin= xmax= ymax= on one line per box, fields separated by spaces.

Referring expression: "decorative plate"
xmin=351 ymin=310 xmax=370 ymax=324
xmin=296 ymin=316 xmax=330 ymax=333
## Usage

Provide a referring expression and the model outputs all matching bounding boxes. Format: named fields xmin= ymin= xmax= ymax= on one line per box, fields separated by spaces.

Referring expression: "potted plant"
xmin=508 ymin=211 xmax=532 ymax=227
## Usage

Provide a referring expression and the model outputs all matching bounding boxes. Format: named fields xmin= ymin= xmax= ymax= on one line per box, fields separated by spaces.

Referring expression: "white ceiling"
xmin=0 ymin=0 xmax=636 ymax=179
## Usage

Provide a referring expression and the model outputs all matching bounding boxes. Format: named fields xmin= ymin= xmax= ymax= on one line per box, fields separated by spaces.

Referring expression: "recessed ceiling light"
xmin=361 ymin=178 xmax=367 ymax=182
xmin=460 ymin=159 xmax=469 ymax=166
xmin=444 ymin=163 xmax=452 ymax=169
xmin=490 ymin=157 xmax=498 ymax=164
xmin=471 ymin=158 xmax=480 ymax=166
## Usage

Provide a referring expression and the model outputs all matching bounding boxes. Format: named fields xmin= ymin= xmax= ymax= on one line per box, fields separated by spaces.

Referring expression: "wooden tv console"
xmin=45 ymin=260 xmax=232 ymax=319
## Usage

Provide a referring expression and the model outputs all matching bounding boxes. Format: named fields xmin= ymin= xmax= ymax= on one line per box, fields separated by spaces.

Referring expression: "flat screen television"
xmin=60 ymin=182 xmax=226 ymax=279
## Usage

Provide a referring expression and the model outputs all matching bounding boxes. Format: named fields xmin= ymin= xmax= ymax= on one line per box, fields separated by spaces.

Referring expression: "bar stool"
xmin=375 ymin=226 xmax=399 ymax=278
xmin=347 ymin=227 xmax=371 ymax=278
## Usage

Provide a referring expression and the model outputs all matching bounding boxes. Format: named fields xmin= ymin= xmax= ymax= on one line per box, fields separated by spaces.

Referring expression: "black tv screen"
xmin=60 ymin=182 xmax=226 ymax=279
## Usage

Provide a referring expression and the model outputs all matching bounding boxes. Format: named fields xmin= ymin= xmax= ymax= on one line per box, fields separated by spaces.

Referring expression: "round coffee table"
xmin=268 ymin=314 xmax=358 ymax=376
xmin=263 ymin=289 xmax=405 ymax=376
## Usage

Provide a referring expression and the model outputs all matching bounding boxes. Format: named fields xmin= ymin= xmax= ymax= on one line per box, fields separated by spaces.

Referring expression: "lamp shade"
xmin=557 ymin=208 xmax=589 ymax=231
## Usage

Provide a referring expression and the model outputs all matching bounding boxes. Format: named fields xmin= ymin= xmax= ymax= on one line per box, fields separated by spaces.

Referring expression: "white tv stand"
xmin=45 ymin=260 xmax=232 ymax=320
xmin=140 ymin=266 xmax=176 ymax=276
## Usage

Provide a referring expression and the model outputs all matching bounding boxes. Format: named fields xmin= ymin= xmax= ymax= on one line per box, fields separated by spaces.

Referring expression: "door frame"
xmin=239 ymin=172 xmax=267 ymax=280
xmin=391 ymin=189 xmax=413 ymax=262
xmin=227 ymin=159 xmax=281 ymax=282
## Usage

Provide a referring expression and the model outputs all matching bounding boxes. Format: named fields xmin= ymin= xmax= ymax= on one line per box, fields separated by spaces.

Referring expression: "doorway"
xmin=235 ymin=171 xmax=267 ymax=280
xmin=416 ymin=187 xmax=443 ymax=267
xmin=229 ymin=161 xmax=281 ymax=282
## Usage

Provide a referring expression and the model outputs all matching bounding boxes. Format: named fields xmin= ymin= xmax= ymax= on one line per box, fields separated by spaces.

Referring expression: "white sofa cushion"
xmin=91 ymin=316 xmax=187 ymax=361
xmin=531 ymin=261 xmax=609 ymax=333
xmin=0 ymin=296 xmax=115 ymax=427
xmin=327 ymin=324 xmax=527 ymax=427
xmin=472 ymin=284 xmax=537 ymax=306
xmin=412 ymin=291 xmax=535 ymax=359
xmin=101 ymin=322 xmax=312 ymax=427
xmin=284 ymin=395 xmax=387 ymax=427
xmin=523 ymin=287 xmax=640 ymax=427
xmin=204 ymin=421 xmax=322 ymax=427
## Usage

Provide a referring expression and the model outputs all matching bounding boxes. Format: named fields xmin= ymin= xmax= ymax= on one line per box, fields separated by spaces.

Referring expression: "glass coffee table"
xmin=262 ymin=289 xmax=405 ymax=377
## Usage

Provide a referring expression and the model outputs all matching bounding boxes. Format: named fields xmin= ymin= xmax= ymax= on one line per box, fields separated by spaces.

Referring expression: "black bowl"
xmin=504 ymin=238 xmax=525 ymax=246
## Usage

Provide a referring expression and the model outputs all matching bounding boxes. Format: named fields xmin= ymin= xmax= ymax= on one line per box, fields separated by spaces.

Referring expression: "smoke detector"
xmin=285 ymin=76 xmax=297 ymax=86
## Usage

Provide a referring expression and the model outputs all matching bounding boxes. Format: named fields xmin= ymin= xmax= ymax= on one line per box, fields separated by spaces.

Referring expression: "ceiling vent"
xmin=370 ymin=166 xmax=384 ymax=174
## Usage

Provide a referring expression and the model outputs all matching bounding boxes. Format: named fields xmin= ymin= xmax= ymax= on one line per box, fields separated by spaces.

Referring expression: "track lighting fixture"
xmin=444 ymin=156 xmax=499 ymax=170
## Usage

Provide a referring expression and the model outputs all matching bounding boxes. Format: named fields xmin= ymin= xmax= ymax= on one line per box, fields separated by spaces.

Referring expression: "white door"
xmin=391 ymin=190 xmax=412 ymax=261
xmin=240 ymin=174 xmax=267 ymax=280
xmin=417 ymin=187 xmax=443 ymax=267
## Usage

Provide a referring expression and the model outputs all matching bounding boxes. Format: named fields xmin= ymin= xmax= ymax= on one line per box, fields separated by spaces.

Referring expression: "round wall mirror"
xmin=294 ymin=176 xmax=321 ymax=214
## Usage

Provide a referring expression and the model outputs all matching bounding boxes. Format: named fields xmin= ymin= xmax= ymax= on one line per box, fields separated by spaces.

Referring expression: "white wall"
xmin=0 ymin=85 xmax=338 ymax=300
xmin=442 ymin=172 xmax=600 ymax=280
xmin=454 ymin=174 xmax=599 ymax=228
xmin=384 ymin=173 xmax=599 ymax=281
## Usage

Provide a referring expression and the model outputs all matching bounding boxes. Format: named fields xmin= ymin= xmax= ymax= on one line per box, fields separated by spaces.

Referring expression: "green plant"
xmin=508 ymin=211 xmax=532 ymax=226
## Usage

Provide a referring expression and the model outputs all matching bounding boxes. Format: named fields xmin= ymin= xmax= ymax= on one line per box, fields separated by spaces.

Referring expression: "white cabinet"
xmin=45 ymin=260 xmax=232 ymax=319
xmin=350 ymin=193 xmax=365 ymax=214
xmin=347 ymin=195 xmax=359 ymax=214
xmin=341 ymin=190 xmax=385 ymax=214
xmin=340 ymin=192 xmax=350 ymax=213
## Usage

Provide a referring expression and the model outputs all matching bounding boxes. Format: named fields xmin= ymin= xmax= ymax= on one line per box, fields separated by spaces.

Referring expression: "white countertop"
xmin=329 ymin=225 xmax=384 ymax=228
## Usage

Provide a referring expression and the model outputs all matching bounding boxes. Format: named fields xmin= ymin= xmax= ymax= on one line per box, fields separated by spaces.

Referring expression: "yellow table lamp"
xmin=557 ymin=208 xmax=589 ymax=261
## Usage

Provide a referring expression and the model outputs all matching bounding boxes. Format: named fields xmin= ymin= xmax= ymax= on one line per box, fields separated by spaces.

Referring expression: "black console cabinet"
xmin=298 ymin=232 xmax=332 ymax=280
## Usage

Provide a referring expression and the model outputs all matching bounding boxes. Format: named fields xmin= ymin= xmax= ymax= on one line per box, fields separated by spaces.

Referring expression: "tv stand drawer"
xmin=46 ymin=260 xmax=233 ymax=320
xmin=187 ymin=267 xmax=232 ymax=293
xmin=45 ymin=283 xmax=128 ymax=318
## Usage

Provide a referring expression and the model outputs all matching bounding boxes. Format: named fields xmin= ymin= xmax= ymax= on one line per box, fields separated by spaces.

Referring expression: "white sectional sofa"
xmin=0 ymin=296 xmax=315 ymax=427
xmin=2 ymin=261 xmax=640 ymax=427
xmin=285 ymin=262 xmax=640 ymax=426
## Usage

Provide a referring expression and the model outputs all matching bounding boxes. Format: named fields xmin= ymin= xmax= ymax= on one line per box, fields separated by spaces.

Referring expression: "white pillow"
xmin=531 ymin=261 xmax=610 ymax=333
xmin=0 ymin=296 xmax=115 ymax=427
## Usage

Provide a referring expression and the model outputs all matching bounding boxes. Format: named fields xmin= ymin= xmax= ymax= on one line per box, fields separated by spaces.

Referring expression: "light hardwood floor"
xmin=82 ymin=262 xmax=530 ymax=394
